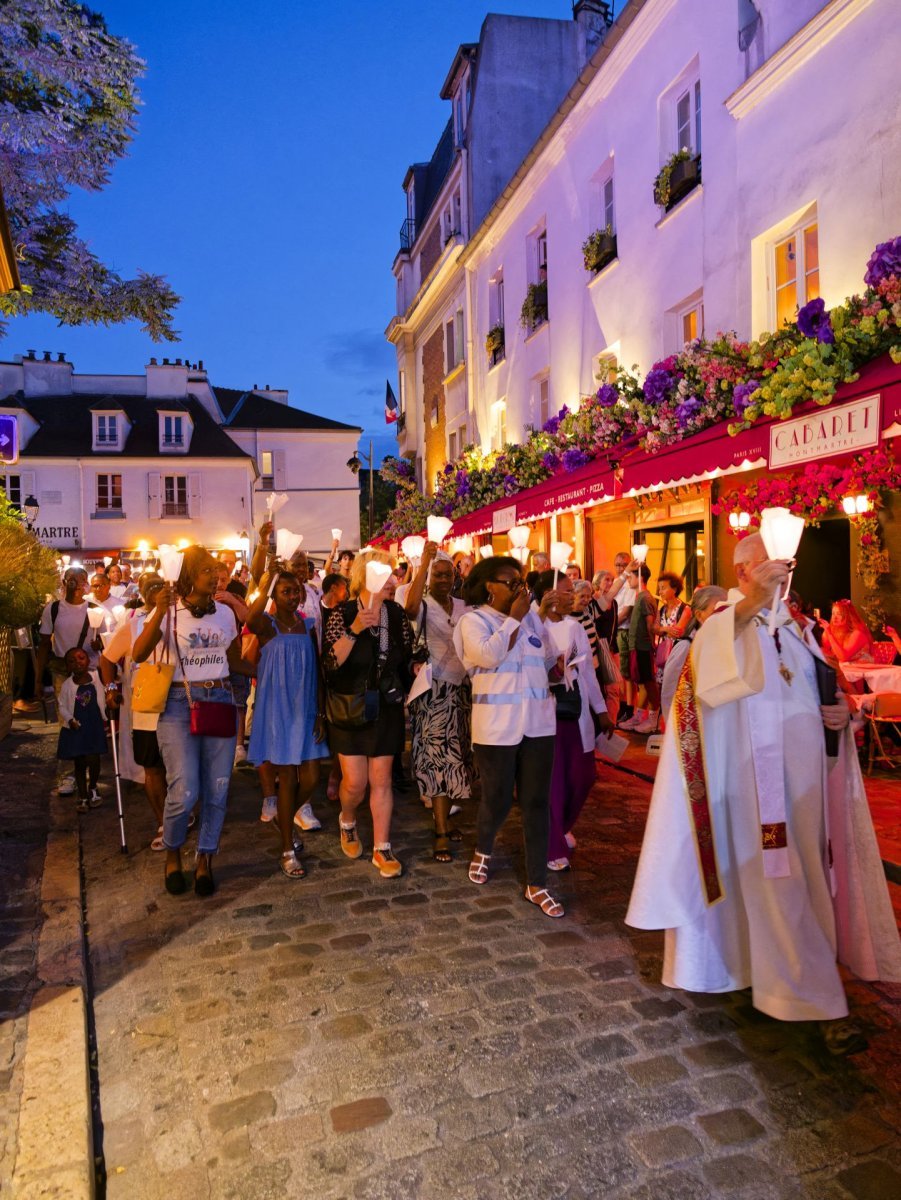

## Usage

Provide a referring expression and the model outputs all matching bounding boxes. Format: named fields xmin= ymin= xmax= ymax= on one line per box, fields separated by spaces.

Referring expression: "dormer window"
xmin=92 ymin=411 xmax=123 ymax=451
xmin=159 ymin=410 xmax=191 ymax=453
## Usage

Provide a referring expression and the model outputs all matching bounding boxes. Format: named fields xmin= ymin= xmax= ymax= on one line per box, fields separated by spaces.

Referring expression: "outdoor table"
xmin=841 ymin=662 xmax=901 ymax=696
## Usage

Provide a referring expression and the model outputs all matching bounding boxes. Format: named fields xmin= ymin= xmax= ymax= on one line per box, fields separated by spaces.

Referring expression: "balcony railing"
xmin=162 ymin=501 xmax=189 ymax=517
xmin=396 ymin=412 xmax=406 ymax=435
xmin=162 ymin=435 xmax=184 ymax=447
xmin=399 ymin=218 xmax=416 ymax=251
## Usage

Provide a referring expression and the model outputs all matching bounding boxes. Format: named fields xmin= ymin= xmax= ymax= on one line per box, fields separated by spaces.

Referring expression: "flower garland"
xmin=711 ymin=447 xmax=899 ymax=627
xmin=379 ymin=237 xmax=901 ymax=539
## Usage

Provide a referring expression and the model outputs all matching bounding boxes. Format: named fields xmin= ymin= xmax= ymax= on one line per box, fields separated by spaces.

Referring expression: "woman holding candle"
xmin=322 ymin=550 xmax=414 ymax=877
xmin=133 ymin=545 xmax=253 ymax=897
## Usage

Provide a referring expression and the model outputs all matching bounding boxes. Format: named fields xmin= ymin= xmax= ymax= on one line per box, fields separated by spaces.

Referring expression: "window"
xmin=773 ymin=221 xmax=819 ymax=330
xmin=489 ymin=270 xmax=505 ymax=329
xmin=539 ymin=377 xmax=550 ymax=427
xmin=536 ymin=229 xmax=548 ymax=281
xmin=448 ymin=431 xmax=457 ymax=462
xmin=596 ymin=352 xmax=618 ymax=386
xmin=445 ymin=319 xmax=456 ymax=373
xmin=398 ymin=370 xmax=406 ymax=414
xmin=666 ymin=294 xmax=705 ymax=353
xmin=454 ymin=308 xmax=464 ymax=366
xmin=454 ymin=95 xmax=464 ymax=147
xmin=96 ymin=473 xmax=122 ymax=511
xmin=162 ymin=475 xmax=188 ymax=517
xmin=454 ymin=190 xmax=462 ymax=238
xmin=96 ymin=415 xmax=118 ymax=445
xmin=675 ymin=79 xmax=701 ymax=154
xmin=3 ymin=473 xmax=21 ymax=507
xmin=260 ymin=450 xmax=274 ymax=488
xmin=163 ymin=415 xmax=184 ymax=447
xmin=603 ymin=177 xmax=615 ymax=233
xmin=492 ymin=401 xmax=507 ymax=451
xmin=680 ymin=298 xmax=704 ymax=345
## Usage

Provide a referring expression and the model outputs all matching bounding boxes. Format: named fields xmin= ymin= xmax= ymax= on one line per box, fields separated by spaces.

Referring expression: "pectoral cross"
xmin=778 ymin=662 xmax=794 ymax=686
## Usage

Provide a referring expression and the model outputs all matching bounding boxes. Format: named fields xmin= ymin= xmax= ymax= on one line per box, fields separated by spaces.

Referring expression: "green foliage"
xmin=0 ymin=491 xmax=60 ymax=628
xmin=485 ymin=324 xmax=505 ymax=360
xmin=581 ymin=226 xmax=615 ymax=273
xmin=519 ymin=281 xmax=548 ymax=331
xmin=653 ymin=148 xmax=693 ymax=208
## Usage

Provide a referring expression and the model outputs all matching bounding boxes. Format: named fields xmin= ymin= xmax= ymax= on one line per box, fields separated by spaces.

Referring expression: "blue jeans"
xmin=157 ymin=685 xmax=237 ymax=854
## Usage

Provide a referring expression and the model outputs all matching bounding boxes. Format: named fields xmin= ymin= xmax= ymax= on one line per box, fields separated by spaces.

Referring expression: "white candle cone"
xmin=426 ymin=515 xmax=453 ymax=544
xmin=275 ymin=529 xmax=303 ymax=562
xmin=479 ymin=546 xmax=495 ymax=560
xmin=61 ymin=555 xmax=71 ymax=566
xmin=365 ymin=561 xmax=393 ymax=608
xmin=547 ymin=617 xmax=574 ymax=659
xmin=507 ymin=525 xmax=531 ymax=549
xmin=157 ymin=545 xmax=184 ymax=584
xmin=103 ymin=556 xmax=113 ymax=568
xmin=100 ymin=631 xmax=117 ymax=651
xmin=112 ymin=605 xmax=127 ymax=628
xmin=86 ymin=607 xmax=106 ymax=630
xmin=401 ymin=535 xmax=426 ymax=565
xmin=550 ymin=540 xmax=572 ymax=586
xmin=759 ymin=507 xmax=805 ymax=635
xmin=331 ymin=528 xmax=342 ymax=542
xmin=631 ymin=543 xmax=649 ymax=562
xmin=511 ymin=546 xmax=530 ymax=565
xmin=266 ymin=492 xmax=289 ymax=515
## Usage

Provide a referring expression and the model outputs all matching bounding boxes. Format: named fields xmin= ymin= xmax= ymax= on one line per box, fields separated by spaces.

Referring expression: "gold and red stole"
xmin=673 ymin=648 xmax=725 ymax=907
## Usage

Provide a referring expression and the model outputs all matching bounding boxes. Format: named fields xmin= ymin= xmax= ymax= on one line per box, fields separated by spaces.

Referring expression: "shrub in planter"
xmin=485 ymin=324 xmax=505 ymax=362
xmin=520 ymin=281 xmax=548 ymax=331
xmin=653 ymin=149 xmax=701 ymax=209
xmin=582 ymin=226 xmax=617 ymax=273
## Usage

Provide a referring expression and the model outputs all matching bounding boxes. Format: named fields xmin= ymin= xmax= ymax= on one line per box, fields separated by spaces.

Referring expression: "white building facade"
xmin=0 ymin=352 xmax=361 ymax=561
xmin=390 ymin=0 xmax=901 ymax=481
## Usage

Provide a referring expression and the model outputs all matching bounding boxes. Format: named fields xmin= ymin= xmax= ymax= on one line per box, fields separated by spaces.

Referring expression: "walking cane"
xmin=109 ymin=717 xmax=129 ymax=854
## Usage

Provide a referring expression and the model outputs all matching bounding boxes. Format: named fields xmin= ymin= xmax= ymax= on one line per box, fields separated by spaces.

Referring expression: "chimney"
xmin=22 ymin=349 xmax=74 ymax=397
xmin=573 ymin=0 xmax=613 ymax=64
xmin=146 ymin=357 xmax=189 ymax=400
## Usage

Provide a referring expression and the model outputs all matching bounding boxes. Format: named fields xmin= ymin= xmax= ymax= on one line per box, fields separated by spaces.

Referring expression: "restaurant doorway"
xmin=791 ymin=518 xmax=851 ymax=617
xmin=633 ymin=521 xmax=706 ymax=599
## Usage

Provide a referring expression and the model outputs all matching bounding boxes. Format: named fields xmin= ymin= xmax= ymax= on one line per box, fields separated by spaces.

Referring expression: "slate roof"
xmin=11 ymin=392 xmax=250 ymax=459
xmin=223 ymin=390 xmax=361 ymax=433
xmin=212 ymin=386 xmax=246 ymax=418
xmin=417 ymin=119 xmax=455 ymax=231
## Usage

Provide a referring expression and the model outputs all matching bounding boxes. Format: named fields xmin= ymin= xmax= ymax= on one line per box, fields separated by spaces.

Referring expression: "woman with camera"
xmin=453 ymin=556 xmax=565 ymax=917
xmin=322 ymin=551 xmax=414 ymax=878
xmin=404 ymin=541 xmax=471 ymax=863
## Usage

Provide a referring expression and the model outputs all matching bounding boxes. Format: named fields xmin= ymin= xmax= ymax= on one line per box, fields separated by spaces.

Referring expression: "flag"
xmin=385 ymin=380 xmax=398 ymax=424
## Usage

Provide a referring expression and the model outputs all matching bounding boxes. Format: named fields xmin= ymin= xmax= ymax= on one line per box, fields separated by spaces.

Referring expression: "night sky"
xmin=8 ymin=0 xmax=605 ymax=465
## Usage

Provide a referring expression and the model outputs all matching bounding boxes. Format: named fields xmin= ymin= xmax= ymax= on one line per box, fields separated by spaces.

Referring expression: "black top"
xmin=593 ymin=597 xmax=618 ymax=647
xmin=323 ymin=599 xmax=413 ymax=695
xmin=226 ymin=578 xmax=248 ymax=600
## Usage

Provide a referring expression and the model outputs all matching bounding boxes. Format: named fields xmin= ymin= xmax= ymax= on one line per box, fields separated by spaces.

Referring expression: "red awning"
xmin=515 ymin=460 xmax=617 ymax=522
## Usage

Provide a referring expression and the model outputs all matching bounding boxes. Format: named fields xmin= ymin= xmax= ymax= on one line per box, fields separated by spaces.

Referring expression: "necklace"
xmin=773 ymin=629 xmax=794 ymax=685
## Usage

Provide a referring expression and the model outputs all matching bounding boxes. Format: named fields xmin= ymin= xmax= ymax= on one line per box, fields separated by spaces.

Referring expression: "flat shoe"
xmin=524 ymin=886 xmax=564 ymax=918
xmin=194 ymin=869 xmax=215 ymax=897
xmin=165 ymin=869 xmax=187 ymax=895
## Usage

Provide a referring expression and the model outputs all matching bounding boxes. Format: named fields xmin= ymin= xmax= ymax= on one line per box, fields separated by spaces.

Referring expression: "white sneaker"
xmin=450 ymin=804 xmax=462 ymax=817
xmin=260 ymin=795 xmax=277 ymax=823
xmin=57 ymin=775 xmax=76 ymax=796
xmin=618 ymin=711 xmax=645 ymax=731
xmin=294 ymin=803 xmax=321 ymax=832
xmin=88 ymin=788 xmax=102 ymax=808
xmin=547 ymin=857 xmax=570 ymax=872
xmin=234 ymin=745 xmax=248 ymax=765
xmin=564 ymin=832 xmax=577 ymax=850
xmin=633 ymin=712 xmax=660 ymax=734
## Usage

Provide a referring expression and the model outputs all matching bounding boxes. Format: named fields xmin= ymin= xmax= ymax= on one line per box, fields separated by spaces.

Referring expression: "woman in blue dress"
xmin=247 ymin=570 xmax=329 ymax=878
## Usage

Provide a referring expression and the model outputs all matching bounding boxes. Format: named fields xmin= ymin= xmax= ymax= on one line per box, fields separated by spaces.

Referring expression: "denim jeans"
xmin=157 ymin=684 xmax=237 ymax=854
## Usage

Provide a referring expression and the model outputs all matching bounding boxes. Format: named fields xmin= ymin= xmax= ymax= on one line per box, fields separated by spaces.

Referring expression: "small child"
xmin=57 ymin=647 xmax=108 ymax=813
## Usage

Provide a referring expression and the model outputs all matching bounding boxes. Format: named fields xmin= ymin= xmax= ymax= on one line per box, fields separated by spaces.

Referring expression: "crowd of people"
xmin=24 ymin=523 xmax=901 ymax=1052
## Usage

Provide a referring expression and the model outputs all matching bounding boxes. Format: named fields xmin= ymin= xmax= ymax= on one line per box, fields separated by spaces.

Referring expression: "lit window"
xmin=774 ymin=222 xmax=819 ymax=330
xmin=493 ymin=402 xmax=507 ymax=450
xmin=539 ymin=378 xmax=550 ymax=426
xmin=597 ymin=353 xmax=618 ymax=386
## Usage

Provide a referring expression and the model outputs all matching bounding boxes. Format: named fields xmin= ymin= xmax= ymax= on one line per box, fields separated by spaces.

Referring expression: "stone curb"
xmin=11 ymin=791 xmax=94 ymax=1200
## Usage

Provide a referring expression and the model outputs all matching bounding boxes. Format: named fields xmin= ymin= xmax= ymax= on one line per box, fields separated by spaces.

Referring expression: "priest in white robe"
xmin=627 ymin=533 xmax=901 ymax=1052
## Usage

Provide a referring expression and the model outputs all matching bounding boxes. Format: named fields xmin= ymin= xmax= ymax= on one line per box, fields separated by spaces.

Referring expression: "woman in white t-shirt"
xmin=133 ymin=546 xmax=252 ymax=898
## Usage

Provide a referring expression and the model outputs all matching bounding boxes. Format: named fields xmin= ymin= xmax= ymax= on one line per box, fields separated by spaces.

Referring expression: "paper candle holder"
xmin=507 ymin=525 xmax=531 ymax=549
xmin=86 ymin=607 xmax=106 ymax=630
xmin=157 ymin=545 xmax=184 ymax=584
xmin=275 ymin=529 xmax=303 ymax=561
xmin=265 ymin=492 xmax=289 ymax=514
xmin=631 ymin=543 xmax=649 ymax=562
xmin=759 ymin=507 xmax=805 ymax=634
xmin=401 ymin=535 xmax=426 ymax=564
xmin=426 ymin=515 xmax=453 ymax=544
xmin=364 ymin=561 xmax=393 ymax=606
xmin=479 ymin=546 xmax=495 ymax=560
xmin=331 ymin=528 xmax=342 ymax=541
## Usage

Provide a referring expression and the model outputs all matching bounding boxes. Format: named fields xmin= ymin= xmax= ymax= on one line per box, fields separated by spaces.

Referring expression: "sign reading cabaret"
xmin=769 ymin=394 xmax=881 ymax=468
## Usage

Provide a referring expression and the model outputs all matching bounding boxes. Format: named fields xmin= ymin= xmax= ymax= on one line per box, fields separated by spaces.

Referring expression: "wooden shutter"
xmin=188 ymin=472 xmax=203 ymax=517
xmin=147 ymin=472 xmax=161 ymax=519
xmin=18 ymin=470 xmax=35 ymax=499
xmin=273 ymin=450 xmax=287 ymax=490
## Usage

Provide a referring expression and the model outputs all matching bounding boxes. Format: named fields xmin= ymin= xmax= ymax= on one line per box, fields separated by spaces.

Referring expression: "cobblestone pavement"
xmin=0 ymin=721 xmax=56 ymax=1186
xmin=77 ymin=749 xmax=901 ymax=1200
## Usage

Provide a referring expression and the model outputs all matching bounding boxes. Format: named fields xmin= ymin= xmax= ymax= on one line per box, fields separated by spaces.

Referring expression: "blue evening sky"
xmin=12 ymin=0 xmax=617 ymax=464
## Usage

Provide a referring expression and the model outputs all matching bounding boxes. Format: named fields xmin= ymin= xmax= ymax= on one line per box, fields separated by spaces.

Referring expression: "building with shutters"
xmin=0 ymin=351 xmax=361 ymax=562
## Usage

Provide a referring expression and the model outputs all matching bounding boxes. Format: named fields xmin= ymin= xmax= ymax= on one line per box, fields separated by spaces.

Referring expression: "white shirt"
xmin=40 ymin=597 xmax=98 ymax=666
xmin=454 ymin=606 xmax=557 ymax=745
xmin=409 ymin=596 xmax=467 ymax=686
xmin=157 ymin=603 xmax=237 ymax=682
xmin=616 ymin=579 xmax=637 ymax=627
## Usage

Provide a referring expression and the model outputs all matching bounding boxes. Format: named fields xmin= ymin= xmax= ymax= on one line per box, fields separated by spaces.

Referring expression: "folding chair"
xmin=865 ymin=692 xmax=901 ymax=774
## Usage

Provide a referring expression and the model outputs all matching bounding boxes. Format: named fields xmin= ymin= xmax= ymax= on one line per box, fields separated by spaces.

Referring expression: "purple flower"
xmin=562 ymin=447 xmax=591 ymax=472
xmin=674 ymin=396 xmax=702 ymax=427
xmin=542 ymin=415 xmax=561 ymax=435
xmin=864 ymin=236 xmax=901 ymax=288
xmin=443 ymin=462 xmax=455 ymax=475
xmin=541 ymin=451 xmax=560 ymax=471
xmin=796 ymin=297 xmax=835 ymax=344
xmin=503 ymin=473 xmax=518 ymax=494
xmin=455 ymin=475 xmax=471 ymax=498
xmin=442 ymin=503 xmax=454 ymax=518
xmin=556 ymin=404 xmax=570 ymax=421
xmin=643 ymin=368 xmax=673 ymax=406
xmin=596 ymin=383 xmax=618 ymax=407
xmin=395 ymin=460 xmax=413 ymax=478
xmin=732 ymin=380 xmax=759 ymax=416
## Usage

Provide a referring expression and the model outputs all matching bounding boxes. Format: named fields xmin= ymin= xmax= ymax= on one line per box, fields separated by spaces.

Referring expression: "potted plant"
xmin=653 ymin=148 xmax=701 ymax=210
xmin=582 ymin=225 xmax=617 ymax=273
xmin=396 ymin=411 xmax=406 ymax=434
xmin=519 ymin=281 xmax=548 ymax=331
xmin=0 ymin=494 xmax=60 ymax=739
xmin=485 ymin=324 xmax=505 ymax=364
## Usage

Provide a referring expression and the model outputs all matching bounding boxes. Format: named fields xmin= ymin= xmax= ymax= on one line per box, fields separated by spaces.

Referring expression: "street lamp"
xmin=23 ymin=494 xmax=39 ymax=529
xmin=347 ymin=439 xmax=374 ymax=543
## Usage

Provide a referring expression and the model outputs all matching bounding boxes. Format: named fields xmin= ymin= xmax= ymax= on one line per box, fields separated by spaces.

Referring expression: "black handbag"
xmin=326 ymin=690 xmax=372 ymax=729
xmin=813 ymin=657 xmax=840 ymax=758
xmin=551 ymin=678 xmax=582 ymax=721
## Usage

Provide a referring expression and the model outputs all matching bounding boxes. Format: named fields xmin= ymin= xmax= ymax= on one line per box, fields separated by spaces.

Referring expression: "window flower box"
xmin=582 ymin=227 xmax=617 ymax=274
xmin=485 ymin=324 xmax=505 ymax=365
xmin=654 ymin=151 xmax=701 ymax=210
xmin=520 ymin=281 xmax=548 ymax=332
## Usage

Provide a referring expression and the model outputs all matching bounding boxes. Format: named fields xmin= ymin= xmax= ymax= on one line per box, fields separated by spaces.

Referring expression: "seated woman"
xmin=819 ymin=600 xmax=875 ymax=665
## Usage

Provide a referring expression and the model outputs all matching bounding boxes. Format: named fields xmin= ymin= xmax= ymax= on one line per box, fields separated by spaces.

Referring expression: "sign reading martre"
xmin=769 ymin=394 xmax=881 ymax=468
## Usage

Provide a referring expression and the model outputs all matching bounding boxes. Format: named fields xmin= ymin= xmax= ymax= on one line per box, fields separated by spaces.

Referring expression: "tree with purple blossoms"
xmin=0 ymin=0 xmax=179 ymax=340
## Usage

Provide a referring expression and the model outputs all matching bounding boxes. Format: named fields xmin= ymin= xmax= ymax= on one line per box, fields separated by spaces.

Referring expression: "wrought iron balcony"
xmin=399 ymin=218 xmax=416 ymax=251
xmin=162 ymin=501 xmax=189 ymax=517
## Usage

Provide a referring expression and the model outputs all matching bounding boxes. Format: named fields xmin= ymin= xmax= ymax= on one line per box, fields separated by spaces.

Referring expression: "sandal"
xmin=821 ymin=1018 xmax=868 ymax=1057
xmin=468 ymin=851 xmax=490 ymax=885
xmin=524 ymin=886 xmax=564 ymax=919
xmin=448 ymin=827 xmax=463 ymax=842
xmin=433 ymin=834 xmax=452 ymax=863
xmin=280 ymin=850 xmax=307 ymax=879
xmin=150 ymin=827 xmax=165 ymax=852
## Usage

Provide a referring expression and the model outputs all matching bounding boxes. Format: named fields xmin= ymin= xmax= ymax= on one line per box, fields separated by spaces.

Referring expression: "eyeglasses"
xmin=491 ymin=577 xmax=521 ymax=590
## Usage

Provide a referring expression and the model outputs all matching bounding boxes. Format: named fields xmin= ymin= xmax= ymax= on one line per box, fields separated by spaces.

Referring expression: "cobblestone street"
xmin=69 ymin=742 xmax=901 ymax=1200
